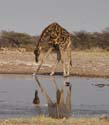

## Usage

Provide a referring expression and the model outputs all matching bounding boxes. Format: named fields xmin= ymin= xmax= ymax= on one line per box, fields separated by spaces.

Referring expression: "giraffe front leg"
xmin=36 ymin=48 xmax=52 ymax=74
xmin=36 ymin=59 xmax=43 ymax=73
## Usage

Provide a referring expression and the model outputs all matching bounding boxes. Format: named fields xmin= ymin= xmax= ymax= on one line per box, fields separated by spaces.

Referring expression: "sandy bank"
xmin=0 ymin=50 xmax=109 ymax=78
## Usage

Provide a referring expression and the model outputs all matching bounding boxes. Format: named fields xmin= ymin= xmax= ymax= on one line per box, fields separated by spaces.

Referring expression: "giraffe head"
xmin=34 ymin=45 xmax=47 ymax=63
xmin=34 ymin=37 xmax=52 ymax=63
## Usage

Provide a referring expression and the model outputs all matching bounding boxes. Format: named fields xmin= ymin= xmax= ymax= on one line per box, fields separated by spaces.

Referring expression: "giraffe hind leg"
xmin=60 ymin=50 xmax=67 ymax=77
xmin=50 ymin=50 xmax=61 ymax=76
xmin=50 ymin=60 xmax=58 ymax=76
xmin=66 ymin=49 xmax=72 ymax=77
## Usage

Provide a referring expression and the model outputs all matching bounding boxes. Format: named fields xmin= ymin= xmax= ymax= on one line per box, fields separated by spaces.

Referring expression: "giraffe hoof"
xmin=50 ymin=72 xmax=55 ymax=76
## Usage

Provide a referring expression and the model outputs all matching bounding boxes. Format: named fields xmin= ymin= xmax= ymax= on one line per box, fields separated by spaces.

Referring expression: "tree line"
xmin=0 ymin=29 xmax=109 ymax=51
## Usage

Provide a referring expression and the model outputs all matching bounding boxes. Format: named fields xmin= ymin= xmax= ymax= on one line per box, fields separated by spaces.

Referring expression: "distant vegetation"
xmin=72 ymin=29 xmax=109 ymax=51
xmin=0 ymin=28 xmax=109 ymax=51
xmin=0 ymin=31 xmax=39 ymax=51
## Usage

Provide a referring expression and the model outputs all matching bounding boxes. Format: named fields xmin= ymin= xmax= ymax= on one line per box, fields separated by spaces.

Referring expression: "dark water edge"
xmin=0 ymin=74 xmax=109 ymax=119
xmin=1 ymin=72 xmax=109 ymax=78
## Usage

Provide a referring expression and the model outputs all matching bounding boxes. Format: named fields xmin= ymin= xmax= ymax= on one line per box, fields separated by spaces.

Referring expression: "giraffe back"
xmin=37 ymin=22 xmax=72 ymax=50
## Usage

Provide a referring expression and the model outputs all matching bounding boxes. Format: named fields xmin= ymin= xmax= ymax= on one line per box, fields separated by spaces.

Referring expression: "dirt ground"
xmin=0 ymin=50 xmax=109 ymax=77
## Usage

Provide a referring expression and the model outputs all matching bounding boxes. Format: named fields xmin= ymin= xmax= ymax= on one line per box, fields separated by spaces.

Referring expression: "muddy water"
xmin=0 ymin=74 xmax=109 ymax=119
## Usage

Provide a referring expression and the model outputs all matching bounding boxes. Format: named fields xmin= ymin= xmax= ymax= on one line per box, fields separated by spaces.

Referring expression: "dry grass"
xmin=0 ymin=116 xmax=109 ymax=125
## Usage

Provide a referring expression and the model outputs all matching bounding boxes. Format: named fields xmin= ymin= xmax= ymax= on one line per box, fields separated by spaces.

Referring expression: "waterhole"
xmin=0 ymin=74 xmax=109 ymax=119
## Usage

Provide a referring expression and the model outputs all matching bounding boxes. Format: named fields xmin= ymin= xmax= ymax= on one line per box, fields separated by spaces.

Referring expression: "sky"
xmin=0 ymin=0 xmax=109 ymax=35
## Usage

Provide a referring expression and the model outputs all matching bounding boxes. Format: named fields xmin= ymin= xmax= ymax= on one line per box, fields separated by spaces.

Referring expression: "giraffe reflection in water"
xmin=33 ymin=74 xmax=72 ymax=118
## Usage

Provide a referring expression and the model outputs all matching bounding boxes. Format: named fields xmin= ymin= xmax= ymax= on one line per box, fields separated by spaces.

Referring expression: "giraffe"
xmin=34 ymin=22 xmax=73 ymax=77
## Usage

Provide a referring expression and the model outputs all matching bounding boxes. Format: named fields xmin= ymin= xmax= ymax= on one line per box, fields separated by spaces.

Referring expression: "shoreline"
xmin=0 ymin=71 xmax=109 ymax=78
